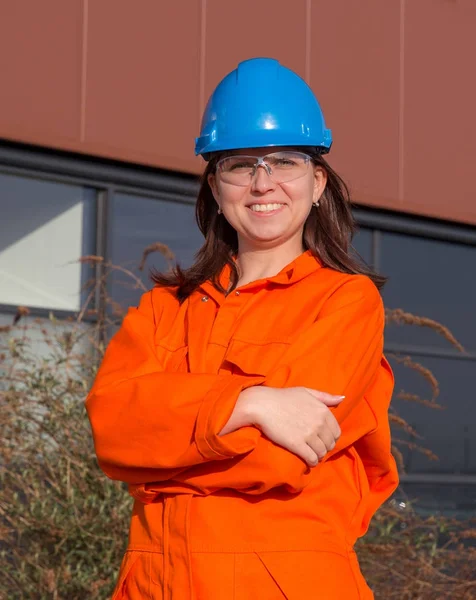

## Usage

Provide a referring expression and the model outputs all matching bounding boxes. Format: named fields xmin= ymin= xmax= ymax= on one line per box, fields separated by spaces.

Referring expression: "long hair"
xmin=151 ymin=148 xmax=387 ymax=302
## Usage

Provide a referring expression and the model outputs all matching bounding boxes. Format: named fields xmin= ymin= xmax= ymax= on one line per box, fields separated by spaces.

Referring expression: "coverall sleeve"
xmin=263 ymin=275 xmax=386 ymax=464
xmin=85 ymin=290 xmax=263 ymax=484
xmin=135 ymin=275 xmax=390 ymax=498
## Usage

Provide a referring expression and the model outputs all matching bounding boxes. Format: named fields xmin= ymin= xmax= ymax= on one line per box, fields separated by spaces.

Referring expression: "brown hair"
xmin=151 ymin=149 xmax=387 ymax=302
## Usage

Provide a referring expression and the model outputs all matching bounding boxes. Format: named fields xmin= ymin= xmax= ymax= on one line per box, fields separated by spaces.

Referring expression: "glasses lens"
xmin=217 ymin=152 xmax=310 ymax=186
xmin=265 ymin=152 xmax=309 ymax=182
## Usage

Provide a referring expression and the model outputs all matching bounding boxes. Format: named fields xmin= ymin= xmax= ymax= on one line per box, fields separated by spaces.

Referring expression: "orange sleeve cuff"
xmin=195 ymin=375 xmax=264 ymax=460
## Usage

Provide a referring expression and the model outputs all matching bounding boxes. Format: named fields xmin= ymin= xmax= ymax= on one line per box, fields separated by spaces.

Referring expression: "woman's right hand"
xmin=219 ymin=386 xmax=344 ymax=467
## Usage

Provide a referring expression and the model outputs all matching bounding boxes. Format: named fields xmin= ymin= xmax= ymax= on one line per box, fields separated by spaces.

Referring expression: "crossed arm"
xmin=86 ymin=276 xmax=386 ymax=498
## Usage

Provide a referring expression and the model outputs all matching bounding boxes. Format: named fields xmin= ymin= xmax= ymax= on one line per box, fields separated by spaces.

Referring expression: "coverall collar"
xmin=200 ymin=249 xmax=322 ymax=304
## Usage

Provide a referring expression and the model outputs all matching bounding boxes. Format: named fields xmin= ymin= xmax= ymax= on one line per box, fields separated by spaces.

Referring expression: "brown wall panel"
xmin=0 ymin=1 xmax=83 ymax=143
xmin=403 ymin=0 xmax=476 ymax=224
xmin=83 ymin=0 xmax=202 ymax=173
xmin=309 ymin=1 xmax=401 ymax=213
xmin=203 ymin=0 xmax=308 ymax=109
xmin=0 ymin=2 xmax=475 ymax=225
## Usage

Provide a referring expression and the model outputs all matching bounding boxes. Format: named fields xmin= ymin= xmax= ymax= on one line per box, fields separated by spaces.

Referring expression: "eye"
xmin=228 ymin=161 xmax=255 ymax=171
xmin=269 ymin=158 xmax=296 ymax=168
xmin=219 ymin=157 xmax=256 ymax=172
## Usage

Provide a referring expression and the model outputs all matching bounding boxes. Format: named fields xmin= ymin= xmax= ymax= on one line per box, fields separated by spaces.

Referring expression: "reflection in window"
xmin=0 ymin=173 xmax=95 ymax=311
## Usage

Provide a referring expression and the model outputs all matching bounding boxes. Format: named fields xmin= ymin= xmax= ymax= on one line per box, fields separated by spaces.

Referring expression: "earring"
xmin=217 ymin=207 xmax=222 ymax=215
xmin=313 ymin=200 xmax=320 ymax=208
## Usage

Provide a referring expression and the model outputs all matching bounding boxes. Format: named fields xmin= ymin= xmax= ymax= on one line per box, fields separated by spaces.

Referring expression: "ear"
xmin=208 ymin=173 xmax=220 ymax=202
xmin=313 ymin=166 xmax=327 ymax=204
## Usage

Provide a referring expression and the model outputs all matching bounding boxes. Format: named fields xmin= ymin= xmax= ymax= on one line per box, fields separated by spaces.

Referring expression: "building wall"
xmin=0 ymin=0 xmax=475 ymax=225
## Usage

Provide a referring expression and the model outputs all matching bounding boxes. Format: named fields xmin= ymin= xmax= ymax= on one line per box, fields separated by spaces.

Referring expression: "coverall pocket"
xmin=256 ymin=550 xmax=369 ymax=600
xmin=110 ymin=550 xmax=152 ymax=600
xmin=348 ymin=445 xmax=371 ymax=501
xmin=154 ymin=343 xmax=188 ymax=372
xmin=223 ymin=338 xmax=290 ymax=376
xmin=190 ymin=552 xmax=286 ymax=599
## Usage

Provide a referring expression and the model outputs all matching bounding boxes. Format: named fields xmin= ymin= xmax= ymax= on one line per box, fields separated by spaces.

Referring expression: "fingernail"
xmin=335 ymin=395 xmax=346 ymax=400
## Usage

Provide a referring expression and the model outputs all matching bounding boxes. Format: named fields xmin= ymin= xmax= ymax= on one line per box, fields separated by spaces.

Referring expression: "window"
xmin=352 ymin=225 xmax=373 ymax=265
xmin=381 ymin=232 xmax=476 ymax=352
xmin=109 ymin=192 xmax=204 ymax=308
xmin=0 ymin=173 xmax=95 ymax=312
xmin=353 ymin=216 xmax=476 ymax=516
xmin=370 ymin=231 xmax=476 ymax=476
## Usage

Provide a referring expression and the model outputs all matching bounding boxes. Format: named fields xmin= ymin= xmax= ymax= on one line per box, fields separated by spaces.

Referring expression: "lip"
xmin=247 ymin=203 xmax=286 ymax=217
xmin=245 ymin=201 xmax=287 ymax=207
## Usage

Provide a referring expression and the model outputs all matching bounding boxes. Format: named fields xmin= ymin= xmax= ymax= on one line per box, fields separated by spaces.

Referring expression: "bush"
xmin=357 ymin=500 xmax=476 ymax=599
xmin=1 ymin=315 xmax=131 ymax=599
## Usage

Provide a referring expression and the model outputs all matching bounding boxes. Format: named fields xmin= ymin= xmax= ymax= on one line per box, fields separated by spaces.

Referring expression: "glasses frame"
xmin=215 ymin=150 xmax=312 ymax=187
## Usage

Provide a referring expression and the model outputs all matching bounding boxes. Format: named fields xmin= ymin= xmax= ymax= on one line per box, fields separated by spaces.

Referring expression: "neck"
xmin=235 ymin=238 xmax=305 ymax=287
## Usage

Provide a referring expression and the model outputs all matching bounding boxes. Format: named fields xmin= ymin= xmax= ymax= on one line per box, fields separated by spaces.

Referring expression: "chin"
xmin=247 ymin=231 xmax=290 ymax=246
xmin=248 ymin=223 xmax=291 ymax=239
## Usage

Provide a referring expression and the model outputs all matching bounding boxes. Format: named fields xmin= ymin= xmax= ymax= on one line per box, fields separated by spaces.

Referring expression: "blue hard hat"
xmin=195 ymin=57 xmax=332 ymax=160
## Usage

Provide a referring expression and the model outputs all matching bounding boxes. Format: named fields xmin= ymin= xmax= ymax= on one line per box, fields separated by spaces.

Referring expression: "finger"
xmin=307 ymin=436 xmax=328 ymax=460
xmin=303 ymin=388 xmax=345 ymax=406
xmin=325 ymin=412 xmax=342 ymax=441
xmin=314 ymin=428 xmax=336 ymax=452
xmin=295 ymin=443 xmax=319 ymax=467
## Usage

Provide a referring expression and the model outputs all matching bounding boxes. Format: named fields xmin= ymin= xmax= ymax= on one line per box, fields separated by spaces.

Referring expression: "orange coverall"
xmin=86 ymin=250 xmax=399 ymax=599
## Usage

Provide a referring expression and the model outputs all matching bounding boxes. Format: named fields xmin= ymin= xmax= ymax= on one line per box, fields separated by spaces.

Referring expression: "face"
xmin=208 ymin=147 xmax=327 ymax=253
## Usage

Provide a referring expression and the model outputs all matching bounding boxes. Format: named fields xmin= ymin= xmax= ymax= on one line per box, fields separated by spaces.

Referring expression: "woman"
xmin=86 ymin=57 xmax=399 ymax=599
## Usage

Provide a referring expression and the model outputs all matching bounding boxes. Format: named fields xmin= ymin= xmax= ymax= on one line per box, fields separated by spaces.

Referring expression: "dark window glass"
xmin=381 ymin=232 xmax=476 ymax=353
xmin=352 ymin=226 xmax=373 ymax=266
xmin=390 ymin=354 xmax=476 ymax=474
xmin=109 ymin=193 xmax=203 ymax=308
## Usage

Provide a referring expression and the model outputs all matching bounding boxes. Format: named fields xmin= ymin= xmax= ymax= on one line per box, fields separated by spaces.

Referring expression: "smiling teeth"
xmin=249 ymin=203 xmax=284 ymax=212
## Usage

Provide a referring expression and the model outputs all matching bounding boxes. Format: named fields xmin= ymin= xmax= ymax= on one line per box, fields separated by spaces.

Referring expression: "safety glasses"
xmin=216 ymin=151 xmax=312 ymax=187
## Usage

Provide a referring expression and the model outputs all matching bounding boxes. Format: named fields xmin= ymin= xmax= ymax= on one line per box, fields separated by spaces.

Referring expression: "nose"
xmin=250 ymin=163 xmax=276 ymax=193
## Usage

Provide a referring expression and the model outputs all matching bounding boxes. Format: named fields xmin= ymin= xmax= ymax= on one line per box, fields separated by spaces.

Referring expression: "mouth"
xmin=247 ymin=202 xmax=286 ymax=215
